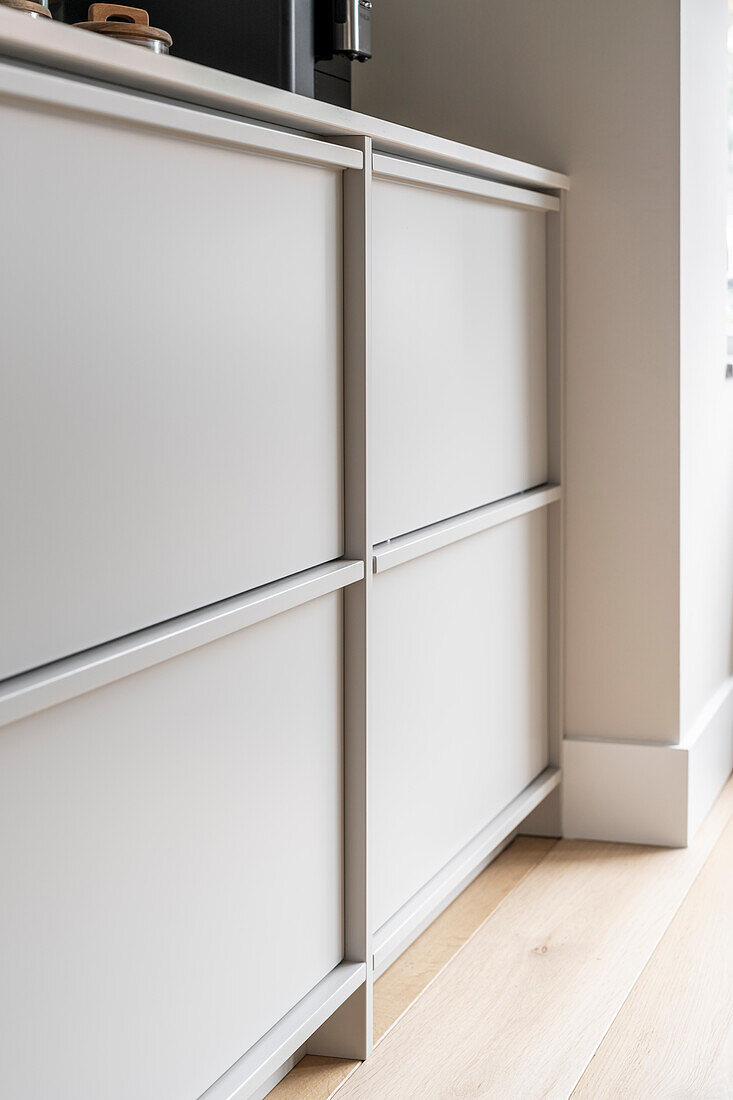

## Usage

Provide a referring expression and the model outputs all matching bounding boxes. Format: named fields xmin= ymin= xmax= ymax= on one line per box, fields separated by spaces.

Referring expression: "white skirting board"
xmin=563 ymin=678 xmax=733 ymax=847
xmin=687 ymin=680 xmax=733 ymax=839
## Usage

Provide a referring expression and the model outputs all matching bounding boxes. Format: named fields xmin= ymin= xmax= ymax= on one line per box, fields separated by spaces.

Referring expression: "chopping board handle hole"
xmin=88 ymin=3 xmax=150 ymax=26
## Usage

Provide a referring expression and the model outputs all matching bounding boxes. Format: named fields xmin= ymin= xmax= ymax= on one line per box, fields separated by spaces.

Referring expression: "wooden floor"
xmin=271 ymin=776 xmax=733 ymax=1100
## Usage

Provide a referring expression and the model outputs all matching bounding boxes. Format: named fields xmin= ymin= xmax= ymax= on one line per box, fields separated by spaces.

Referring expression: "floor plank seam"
xmin=324 ymin=1063 xmax=362 ymax=1100
xmin=572 ymin=805 xmax=733 ymax=1096
xmin=568 ymin=804 xmax=733 ymax=1096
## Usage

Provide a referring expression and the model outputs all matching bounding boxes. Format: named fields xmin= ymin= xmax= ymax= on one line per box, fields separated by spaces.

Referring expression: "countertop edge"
xmin=0 ymin=7 xmax=569 ymax=191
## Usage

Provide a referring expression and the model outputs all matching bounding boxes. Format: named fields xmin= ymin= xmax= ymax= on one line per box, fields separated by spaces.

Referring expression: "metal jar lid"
xmin=0 ymin=0 xmax=53 ymax=18
xmin=75 ymin=3 xmax=172 ymax=52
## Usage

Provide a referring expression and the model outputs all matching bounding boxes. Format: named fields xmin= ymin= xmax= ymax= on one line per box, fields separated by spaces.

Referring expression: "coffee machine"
xmin=59 ymin=0 xmax=372 ymax=107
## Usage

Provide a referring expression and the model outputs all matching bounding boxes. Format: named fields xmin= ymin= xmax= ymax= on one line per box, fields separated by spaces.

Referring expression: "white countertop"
xmin=0 ymin=6 xmax=569 ymax=192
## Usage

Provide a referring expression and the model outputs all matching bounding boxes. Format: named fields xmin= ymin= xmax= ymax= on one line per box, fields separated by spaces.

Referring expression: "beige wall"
xmin=355 ymin=0 xmax=729 ymax=744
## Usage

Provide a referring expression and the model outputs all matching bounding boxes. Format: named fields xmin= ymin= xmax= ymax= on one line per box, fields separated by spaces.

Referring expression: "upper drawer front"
xmin=0 ymin=76 xmax=348 ymax=680
xmin=371 ymin=158 xmax=550 ymax=543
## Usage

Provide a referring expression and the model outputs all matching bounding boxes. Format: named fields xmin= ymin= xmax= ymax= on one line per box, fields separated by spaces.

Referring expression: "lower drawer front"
xmin=371 ymin=511 xmax=549 ymax=931
xmin=0 ymin=593 xmax=344 ymax=1100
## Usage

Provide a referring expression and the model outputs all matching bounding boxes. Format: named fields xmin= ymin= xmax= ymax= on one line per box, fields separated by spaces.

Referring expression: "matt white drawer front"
xmin=371 ymin=163 xmax=549 ymax=543
xmin=371 ymin=511 xmax=549 ymax=930
xmin=0 ymin=76 xmax=346 ymax=679
xmin=0 ymin=593 xmax=343 ymax=1100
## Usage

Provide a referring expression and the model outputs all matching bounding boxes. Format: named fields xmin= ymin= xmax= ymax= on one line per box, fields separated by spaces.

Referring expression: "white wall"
xmin=679 ymin=0 xmax=733 ymax=740
xmin=354 ymin=0 xmax=684 ymax=743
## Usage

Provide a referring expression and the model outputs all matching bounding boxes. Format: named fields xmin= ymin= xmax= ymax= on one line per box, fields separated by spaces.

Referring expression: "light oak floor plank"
xmin=266 ymin=1057 xmax=360 ymax=1100
xmin=373 ymin=835 xmax=556 ymax=1043
xmin=334 ymin=776 xmax=733 ymax=1100
xmin=572 ymin=813 xmax=733 ymax=1099
xmin=268 ymin=835 xmax=556 ymax=1099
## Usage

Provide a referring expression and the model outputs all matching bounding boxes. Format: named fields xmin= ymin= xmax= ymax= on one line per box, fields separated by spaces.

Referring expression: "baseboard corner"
xmin=563 ymin=680 xmax=733 ymax=847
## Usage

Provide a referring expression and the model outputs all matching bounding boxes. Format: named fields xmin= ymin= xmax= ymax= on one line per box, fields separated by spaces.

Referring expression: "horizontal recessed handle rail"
xmin=0 ymin=558 xmax=364 ymax=729
xmin=0 ymin=62 xmax=364 ymax=170
xmin=373 ymin=484 xmax=562 ymax=573
xmin=372 ymin=153 xmax=561 ymax=212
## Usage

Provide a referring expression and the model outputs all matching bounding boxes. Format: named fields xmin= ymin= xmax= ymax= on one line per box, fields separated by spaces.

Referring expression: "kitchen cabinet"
xmin=0 ymin=16 xmax=566 ymax=1098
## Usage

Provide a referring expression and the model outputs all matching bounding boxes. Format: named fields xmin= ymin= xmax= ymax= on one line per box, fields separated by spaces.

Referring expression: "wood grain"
xmin=572 ymin=813 xmax=733 ymax=1099
xmin=334 ymin=776 xmax=733 ymax=1100
xmin=1 ymin=0 xmax=52 ymax=15
xmin=373 ymin=835 xmax=556 ymax=1043
xmin=267 ymin=1057 xmax=360 ymax=1100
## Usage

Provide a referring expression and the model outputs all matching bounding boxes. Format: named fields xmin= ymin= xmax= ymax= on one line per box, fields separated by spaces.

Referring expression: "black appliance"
xmin=58 ymin=0 xmax=372 ymax=108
